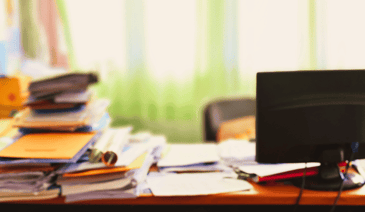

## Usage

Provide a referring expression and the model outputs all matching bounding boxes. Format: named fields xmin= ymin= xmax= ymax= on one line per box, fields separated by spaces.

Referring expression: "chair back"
xmin=203 ymin=98 xmax=256 ymax=142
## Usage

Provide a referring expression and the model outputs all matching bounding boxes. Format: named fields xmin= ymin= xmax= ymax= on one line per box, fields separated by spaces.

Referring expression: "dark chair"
xmin=203 ymin=98 xmax=256 ymax=142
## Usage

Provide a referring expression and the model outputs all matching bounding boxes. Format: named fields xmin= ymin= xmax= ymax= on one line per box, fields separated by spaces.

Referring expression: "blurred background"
xmin=2 ymin=0 xmax=365 ymax=143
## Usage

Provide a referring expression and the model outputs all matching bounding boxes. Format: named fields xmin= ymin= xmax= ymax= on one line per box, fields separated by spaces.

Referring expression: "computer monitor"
xmin=256 ymin=70 xmax=365 ymax=190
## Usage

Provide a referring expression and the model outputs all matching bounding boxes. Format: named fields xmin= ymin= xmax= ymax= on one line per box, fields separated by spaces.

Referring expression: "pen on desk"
xmin=101 ymin=126 xmax=132 ymax=166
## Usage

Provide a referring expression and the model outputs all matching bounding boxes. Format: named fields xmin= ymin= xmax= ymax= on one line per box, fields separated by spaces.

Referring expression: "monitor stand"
xmin=292 ymin=162 xmax=365 ymax=191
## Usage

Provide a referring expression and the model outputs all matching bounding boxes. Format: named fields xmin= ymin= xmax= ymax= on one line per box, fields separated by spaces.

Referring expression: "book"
xmin=28 ymin=73 xmax=98 ymax=99
xmin=13 ymin=99 xmax=110 ymax=131
xmin=0 ymin=186 xmax=60 ymax=202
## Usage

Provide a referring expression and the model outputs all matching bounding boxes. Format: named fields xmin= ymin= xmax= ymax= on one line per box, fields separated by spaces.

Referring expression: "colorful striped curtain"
xmin=0 ymin=0 xmax=22 ymax=76
xmin=53 ymin=0 xmax=316 ymax=143
xmin=19 ymin=0 xmax=69 ymax=69
xmin=20 ymin=0 xmax=365 ymax=143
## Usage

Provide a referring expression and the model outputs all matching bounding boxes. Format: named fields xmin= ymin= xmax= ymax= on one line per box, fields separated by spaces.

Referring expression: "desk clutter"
xmin=0 ymin=72 xmax=364 ymax=203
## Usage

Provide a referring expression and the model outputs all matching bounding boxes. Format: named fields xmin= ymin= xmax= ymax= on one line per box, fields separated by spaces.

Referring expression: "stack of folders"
xmin=0 ymin=72 xmax=110 ymax=201
xmin=14 ymin=72 xmax=111 ymax=134
xmin=55 ymin=130 xmax=167 ymax=203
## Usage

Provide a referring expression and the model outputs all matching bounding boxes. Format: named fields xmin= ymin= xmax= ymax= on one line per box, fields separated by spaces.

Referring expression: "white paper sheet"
xmin=116 ymin=136 xmax=166 ymax=167
xmin=146 ymin=172 xmax=252 ymax=196
xmin=217 ymin=139 xmax=255 ymax=159
xmin=238 ymin=162 xmax=321 ymax=177
xmin=157 ymin=144 xmax=220 ymax=167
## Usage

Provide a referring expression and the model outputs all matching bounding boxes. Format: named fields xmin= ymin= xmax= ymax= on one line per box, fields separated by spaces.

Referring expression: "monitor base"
xmin=292 ymin=172 xmax=365 ymax=191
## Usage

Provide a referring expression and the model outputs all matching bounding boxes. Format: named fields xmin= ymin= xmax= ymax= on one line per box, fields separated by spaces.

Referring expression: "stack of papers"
xmin=55 ymin=134 xmax=167 ymax=203
xmin=0 ymin=70 xmax=170 ymax=202
xmin=145 ymin=143 xmax=252 ymax=197
xmin=0 ymin=72 xmax=110 ymax=202
xmin=0 ymin=132 xmax=100 ymax=201
xmin=146 ymin=172 xmax=252 ymax=196
xmin=13 ymin=72 xmax=110 ymax=133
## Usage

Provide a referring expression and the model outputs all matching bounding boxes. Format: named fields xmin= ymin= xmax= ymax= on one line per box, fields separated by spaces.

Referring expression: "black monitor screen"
xmin=256 ymin=70 xmax=365 ymax=163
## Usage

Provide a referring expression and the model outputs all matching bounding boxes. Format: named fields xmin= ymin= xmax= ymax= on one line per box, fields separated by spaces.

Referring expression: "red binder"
xmin=248 ymin=161 xmax=349 ymax=183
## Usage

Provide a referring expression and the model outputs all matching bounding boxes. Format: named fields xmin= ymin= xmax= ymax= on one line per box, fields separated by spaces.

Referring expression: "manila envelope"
xmin=62 ymin=152 xmax=148 ymax=178
xmin=0 ymin=132 xmax=96 ymax=159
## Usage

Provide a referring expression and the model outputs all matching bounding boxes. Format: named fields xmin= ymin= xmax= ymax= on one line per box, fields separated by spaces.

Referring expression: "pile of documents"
xmin=0 ymin=72 xmax=170 ymax=202
xmin=0 ymin=72 xmax=110 ymax=201
xmin=146 ymin=143 xmax=253 ymax=196
xmin=14 ymin=72 xmax=110 ymax=133
xmin=55 ymin=130 xmax=167 ymax=202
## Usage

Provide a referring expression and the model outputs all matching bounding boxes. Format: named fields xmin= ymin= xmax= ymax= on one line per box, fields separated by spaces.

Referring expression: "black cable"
xmin=293 ymin=162 xmax=307 ymax=212
xmin=329 ymin=142 xmax=358 ymax=212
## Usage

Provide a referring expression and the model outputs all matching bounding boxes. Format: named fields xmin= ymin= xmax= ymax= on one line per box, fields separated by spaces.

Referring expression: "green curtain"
xmin=53 ymin=0 xmax=245 ymax=143
xmin=19 ymin=0 xmax=41 ymax=59
xmin=52 ymin=0 xmax=315 ymax=143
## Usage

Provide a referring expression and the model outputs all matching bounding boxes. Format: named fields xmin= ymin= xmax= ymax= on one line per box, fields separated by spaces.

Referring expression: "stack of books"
xmin=0 ymin=72 xmax=110 ymax=201
xmin=55 ymin=130 xmax=167 ymax=203
xmin=0 ymin=72 xmax=168 ymax=202
xmin=14 ymin=72 xmax=110 ymax=134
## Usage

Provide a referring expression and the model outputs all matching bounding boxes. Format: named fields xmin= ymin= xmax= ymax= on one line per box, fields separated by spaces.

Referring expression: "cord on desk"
xmin=293 ymin=162 xmax=307 ymax=212
xmin=329 ymin=142 xmax=358 ymax=212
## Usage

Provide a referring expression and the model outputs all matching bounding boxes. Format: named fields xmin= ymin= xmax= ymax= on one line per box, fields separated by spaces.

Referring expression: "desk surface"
xmin=8 ymin=169 xmax=365 ymax=206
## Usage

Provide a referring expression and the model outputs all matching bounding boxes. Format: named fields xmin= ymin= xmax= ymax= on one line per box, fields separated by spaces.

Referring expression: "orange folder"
xmin=62 ymin=152 xmax=148 ymax=178
xmin=0 ymin=132 xmax=96 ymax=159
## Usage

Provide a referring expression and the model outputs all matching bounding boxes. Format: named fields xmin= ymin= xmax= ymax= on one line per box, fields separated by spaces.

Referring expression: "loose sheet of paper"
xmin=157 ymin=144 xmax=219 ymax=167
xmin=238 ymin=162 xmax=320 ymax=177
xmin=146 ymin=172 xmax=252 ymax=196
xmin=217 ymin=139 xmax=255 ymax=159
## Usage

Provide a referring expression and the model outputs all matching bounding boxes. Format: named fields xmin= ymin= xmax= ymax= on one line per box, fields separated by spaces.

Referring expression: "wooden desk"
xmin=6 ymin=174 xmax=365 ymax=206
xmin=4 ymin=180 xmax=365 ymax=212
xmin=2 ymin=153 xmax=365 ymax=211
xmin=0 ymin=168 xmax=362 ymax=211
